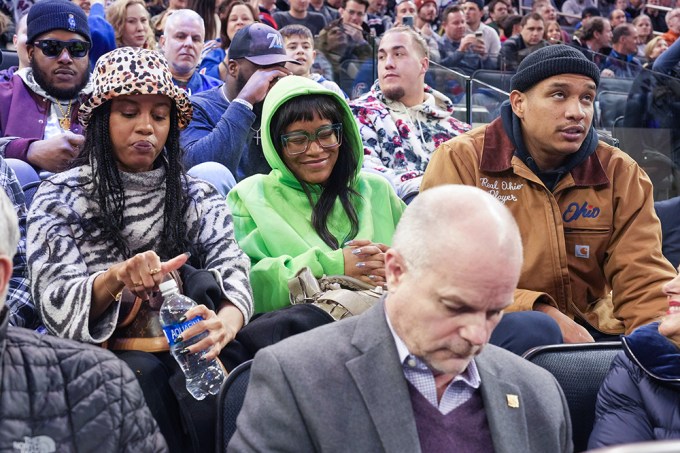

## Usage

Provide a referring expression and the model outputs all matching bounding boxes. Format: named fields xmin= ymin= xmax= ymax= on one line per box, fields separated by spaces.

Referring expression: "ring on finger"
xmin=149 ymin=267 xmax=161 ymax=275
xmin=133 ymin=281 xmax=143 ymax=286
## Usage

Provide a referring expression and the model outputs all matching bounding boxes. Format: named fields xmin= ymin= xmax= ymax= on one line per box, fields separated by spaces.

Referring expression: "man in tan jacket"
xmin=422 ymin=45 xmax=676 ymax=343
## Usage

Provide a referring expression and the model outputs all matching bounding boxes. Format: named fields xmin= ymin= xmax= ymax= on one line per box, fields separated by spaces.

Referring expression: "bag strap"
xmin=317 ymin=288 xmax=382 ymax=316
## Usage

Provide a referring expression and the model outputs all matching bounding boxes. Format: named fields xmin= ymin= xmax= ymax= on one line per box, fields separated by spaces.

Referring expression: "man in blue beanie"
xmin=0 ymin=0 xmax=92 ymax=174
xmin=423 ymin=44 xmax=675 ymax=349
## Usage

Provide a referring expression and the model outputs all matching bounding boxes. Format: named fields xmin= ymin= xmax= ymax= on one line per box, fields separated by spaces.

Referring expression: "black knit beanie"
xmin=27 ymin=0 xmax=91 ymax=44
xmin=510 ymin=45 xmax=600 ymax=92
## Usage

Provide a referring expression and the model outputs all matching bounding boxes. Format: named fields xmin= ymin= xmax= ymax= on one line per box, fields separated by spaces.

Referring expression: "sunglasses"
xmin=33 ymin=39 xmax=91 ymax=58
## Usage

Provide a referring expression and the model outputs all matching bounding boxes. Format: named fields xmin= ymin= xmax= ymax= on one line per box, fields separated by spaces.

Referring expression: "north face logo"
xmin=13 ymin=436 xmax=56 ymax=453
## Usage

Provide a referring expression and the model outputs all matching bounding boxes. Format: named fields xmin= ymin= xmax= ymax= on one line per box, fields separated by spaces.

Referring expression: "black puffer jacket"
xmin=0 ymin=308 xmax=168 ymax=452
xmin=589 ymin=322 xmax=680 ymax=448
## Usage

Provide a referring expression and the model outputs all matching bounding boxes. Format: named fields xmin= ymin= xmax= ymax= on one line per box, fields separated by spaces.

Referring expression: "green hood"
xmin=261 ymin=75 xmax=364 ymax=189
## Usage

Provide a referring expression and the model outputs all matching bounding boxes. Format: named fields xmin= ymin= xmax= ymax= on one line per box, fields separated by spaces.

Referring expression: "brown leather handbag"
xmin=107 ymin=270 xmax=183 ymax=352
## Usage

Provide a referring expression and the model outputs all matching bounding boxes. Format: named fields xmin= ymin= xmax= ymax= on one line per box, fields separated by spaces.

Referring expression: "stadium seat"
xmin=0 ymin=50 xmax=18 ymax=71
xmin=523 ymin=342 xmax=622 ymax=453
xmin=217 ymin=359 xmax=252 ymax=452
xmin=595 ymin=91 xmax=629 ymax=130
xmin=471 ymin=69 xmax=514 ymax=93
xmin=597 ymin=77 xmax=634 ymax=95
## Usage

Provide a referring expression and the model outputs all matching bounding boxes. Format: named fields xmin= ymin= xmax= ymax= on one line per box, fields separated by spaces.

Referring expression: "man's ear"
xmin=420 ymin=56 xmax=429 ymax=75
xmin=227 ymin=60 xmax=239 ymax=78
xmin=27 ymin=45 xmax=34 ymax=63
xmin=509 ymin=89 xmax=525 ymax=118
xmin=385 ymin=249 xmax=407 ymax=290
xmin=159 ymin=35 xmax=166 ymax=50
xmin=0 ymin=256 xmax=12 ymax=304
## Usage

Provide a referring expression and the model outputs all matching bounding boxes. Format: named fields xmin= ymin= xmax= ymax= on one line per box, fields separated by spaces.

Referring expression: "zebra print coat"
xmin=26 ymin=164 xmax=253 ymax=344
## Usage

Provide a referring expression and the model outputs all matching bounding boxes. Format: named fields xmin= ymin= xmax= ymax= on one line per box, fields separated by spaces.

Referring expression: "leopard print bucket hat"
xmin=79 ymin=47 xmax=193 ymax=129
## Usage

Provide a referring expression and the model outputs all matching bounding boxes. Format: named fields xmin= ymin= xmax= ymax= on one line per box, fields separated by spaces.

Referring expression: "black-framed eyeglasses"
xmin=281 ymin=123 xmax=343 ymax=156
xmin=33 ymin=39 xmax=91 ymax=58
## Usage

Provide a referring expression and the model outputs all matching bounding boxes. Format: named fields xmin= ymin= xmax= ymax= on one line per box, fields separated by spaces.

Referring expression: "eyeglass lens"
xmin=283 ymin=124 xmax=342 ymax=155
xmin=34 ymin=40 xmax=90 ymax=58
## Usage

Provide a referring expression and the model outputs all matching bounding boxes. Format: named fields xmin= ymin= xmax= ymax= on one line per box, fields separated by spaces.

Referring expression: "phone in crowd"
xmin=403 ymin=16 xmax=414 ymax=28
xmin=475 ymin=30 xmax=483 ymax=38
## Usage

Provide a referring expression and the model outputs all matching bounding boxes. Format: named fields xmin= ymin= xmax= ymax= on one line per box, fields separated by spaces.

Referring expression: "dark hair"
xmin=72 ymin=101 xmax=191 ymax=260
xmin=189 ymin=0 xmax=218 ymax=40
xmin=342 ymin=0 xmax=369 ymax=9
xmin=270 ymin=94 xmax=360 ymax=249
xmin=581 ymin=17 xmax=606 ymax=40
xmin=279 ymin=24 xmax=314 ymax=41
xmin=581 ymin=6 xmax=601 ymax=19
xmin=442 ymin=4 xmax=463 ymax=21
xmin=502 ymin=14 xmax=522 ymax=38
xmin=488 ymin=0 xmax=507 ymax=15
xmin=521 ymin=12 xmax=544 ymax=26
xmin=220 ymin=0 xmax=259 ymax=49
xmin=612 ymin=22 xmax=634 ymax=43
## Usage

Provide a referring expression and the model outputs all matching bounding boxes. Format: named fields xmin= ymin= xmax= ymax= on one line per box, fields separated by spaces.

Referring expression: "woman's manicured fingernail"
xmin=176 ymin=335 xmax=183 ymax=343
xmin=368 ymin=275 xmax=376 ymax=280
xmin=352 ymin=248 xmax=362 ymax=255
xmin=179 ymin=316 xmax=187 ymax=324
xmin=180 ymin=348 xmax=190 ymax=355
xmin=356 ymin=262 xmax=365 ymax=268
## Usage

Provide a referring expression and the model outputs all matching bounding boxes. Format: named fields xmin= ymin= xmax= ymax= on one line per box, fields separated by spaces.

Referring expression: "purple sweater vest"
xmin=407 ymin=382 xmax=494 ymax=453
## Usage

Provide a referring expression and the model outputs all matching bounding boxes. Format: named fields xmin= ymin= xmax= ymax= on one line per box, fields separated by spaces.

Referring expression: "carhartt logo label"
xmin=267 ymin=32 xmax=283 ymax=49
xmin=13 ymin=436 xmax=56 ymax=453
xmin=575 ymin=245 xmax=590 ymax=258
xmin=563 ymin=201 xmax=601 ymax=222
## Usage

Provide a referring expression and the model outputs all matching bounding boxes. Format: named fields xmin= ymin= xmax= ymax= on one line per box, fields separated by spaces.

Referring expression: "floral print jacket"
xmin=350 ymin=81 xmax=471 ymax=197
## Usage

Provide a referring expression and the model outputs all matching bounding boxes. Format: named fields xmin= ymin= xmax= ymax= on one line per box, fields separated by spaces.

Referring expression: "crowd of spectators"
xmin=1 ymin=0 xmax=680 ymax=451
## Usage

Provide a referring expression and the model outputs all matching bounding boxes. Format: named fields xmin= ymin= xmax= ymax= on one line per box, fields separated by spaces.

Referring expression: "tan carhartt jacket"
xmin=422 ymin=119 xmax=676 ymax=335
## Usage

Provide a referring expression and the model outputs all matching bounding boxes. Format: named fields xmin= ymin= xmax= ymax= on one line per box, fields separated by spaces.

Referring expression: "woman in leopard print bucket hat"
xmin=27 ymin=47 xmax=253 ymax=452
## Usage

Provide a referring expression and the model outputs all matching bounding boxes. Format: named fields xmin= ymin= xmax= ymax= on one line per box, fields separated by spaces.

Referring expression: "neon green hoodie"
xmin=227 ymin=76 xmax=406 ymax=313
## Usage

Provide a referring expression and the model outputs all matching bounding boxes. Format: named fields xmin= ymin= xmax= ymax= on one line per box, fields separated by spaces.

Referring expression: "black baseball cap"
xmin=229 ymin=23 xmax=300 ymax=66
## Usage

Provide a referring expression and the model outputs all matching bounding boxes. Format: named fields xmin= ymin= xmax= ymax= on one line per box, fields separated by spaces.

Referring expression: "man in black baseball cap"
xmin=0 ymin=0 xmax=91 ymax=174
xmin=181 ymin=23 xmax=300 ymax=191
xmin=422 ymin=44 xmax=675 ymax=352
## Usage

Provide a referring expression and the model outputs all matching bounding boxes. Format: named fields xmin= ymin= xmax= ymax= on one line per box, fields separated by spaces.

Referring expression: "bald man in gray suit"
xmin=229 ymin=185 xmax=572 ymax=453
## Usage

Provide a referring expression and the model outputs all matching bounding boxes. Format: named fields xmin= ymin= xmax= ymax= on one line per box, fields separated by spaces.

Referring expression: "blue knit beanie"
xmin=510 ymin=45 xmax=600 ymax=92
xmin=27 ymin=0 xmax=91 ymax=44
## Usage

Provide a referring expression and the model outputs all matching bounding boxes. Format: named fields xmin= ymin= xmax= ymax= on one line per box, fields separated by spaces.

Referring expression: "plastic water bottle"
xmin=159 ymin=278 xmax=225 ymax=400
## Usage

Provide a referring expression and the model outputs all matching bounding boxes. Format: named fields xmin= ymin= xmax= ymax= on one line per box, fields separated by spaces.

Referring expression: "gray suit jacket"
xmin=228 ymin=302 xmax=573 ymax=453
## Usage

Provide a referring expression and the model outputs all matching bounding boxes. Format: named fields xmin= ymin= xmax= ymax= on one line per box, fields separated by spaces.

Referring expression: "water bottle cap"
xmin=159 ymin=279 xmax=178 ymax=293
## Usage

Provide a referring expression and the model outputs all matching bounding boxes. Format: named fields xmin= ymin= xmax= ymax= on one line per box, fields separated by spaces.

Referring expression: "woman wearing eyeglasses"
xmin=27 ymin=48 xmax=252 ymax=452
xmin=227 ymin=75 xmax=406 ymax=313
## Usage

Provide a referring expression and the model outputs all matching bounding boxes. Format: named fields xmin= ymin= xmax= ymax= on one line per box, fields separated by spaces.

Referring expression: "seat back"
xmin=217 ymin=359 xmax=252 ymax=452
xmin=595 ymin=91 xmax=629 ymax=130
xmin=471 ymin=69 xmax=514 ymax=93
xmin=523 ymin=342 xmax=622 ymax=453
xmin=0 ymin=50 xmax=19 ymax=71
xmin=597 ymin=77 xmax=634 ymax=95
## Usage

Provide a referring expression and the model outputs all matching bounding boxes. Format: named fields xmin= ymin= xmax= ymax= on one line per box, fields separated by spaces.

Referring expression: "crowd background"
xmin=1 ymin=0 xmax=679 ymax=200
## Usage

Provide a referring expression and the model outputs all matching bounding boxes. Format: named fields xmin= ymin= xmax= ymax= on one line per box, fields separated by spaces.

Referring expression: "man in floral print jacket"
xmin=349 ymin=26 xmax=470 ymax=200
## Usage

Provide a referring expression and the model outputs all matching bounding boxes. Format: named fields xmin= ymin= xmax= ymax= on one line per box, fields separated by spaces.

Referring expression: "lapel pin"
xmin=506 ymin=394 xmax=520 ymax=408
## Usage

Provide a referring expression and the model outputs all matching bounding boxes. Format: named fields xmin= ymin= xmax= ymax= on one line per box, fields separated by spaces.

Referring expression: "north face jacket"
xmin=422 ymin=118 xmax=675 ymax=335
xmin=0 ymin=308 xmax=168 ymax=452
